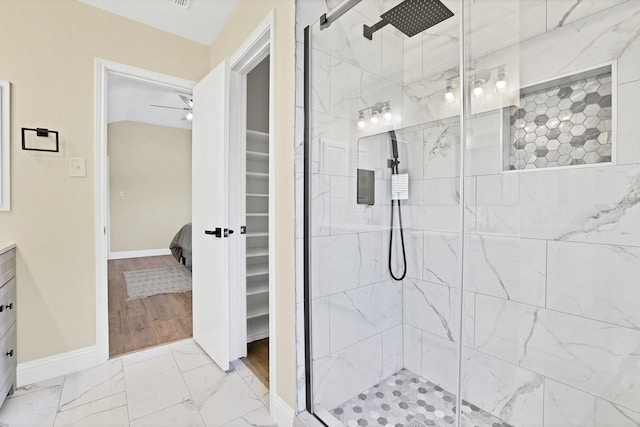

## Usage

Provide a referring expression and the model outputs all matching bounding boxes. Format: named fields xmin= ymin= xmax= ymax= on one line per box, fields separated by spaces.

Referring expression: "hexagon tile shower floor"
xmin=330 ymin=369 xmax=513 ymax=427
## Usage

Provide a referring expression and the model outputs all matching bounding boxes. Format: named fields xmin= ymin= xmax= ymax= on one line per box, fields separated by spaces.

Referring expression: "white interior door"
xmin=192 ymin=59 xmax=231 ymax=371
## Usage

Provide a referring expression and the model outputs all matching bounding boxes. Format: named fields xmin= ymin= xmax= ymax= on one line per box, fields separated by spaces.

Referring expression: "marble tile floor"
xmin=329 ymin=369 xmax=512 ymax=427
xmin=0 ymin=339 xmax=275 ymax=427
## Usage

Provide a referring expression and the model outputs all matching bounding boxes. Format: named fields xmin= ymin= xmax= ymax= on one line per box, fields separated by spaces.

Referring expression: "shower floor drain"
xmin=407 ymin=420 xmax=427 ymax=427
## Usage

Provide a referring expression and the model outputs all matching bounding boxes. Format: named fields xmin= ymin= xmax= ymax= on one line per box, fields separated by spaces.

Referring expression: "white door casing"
xmin=192 ymin=59 xmax=231 ymax=372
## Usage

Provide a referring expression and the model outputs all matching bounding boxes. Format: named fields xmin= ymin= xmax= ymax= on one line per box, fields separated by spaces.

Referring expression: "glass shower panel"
xmin=462 ymin=1 xmax=640 ymax=426
xmin=307 ymin=0 xmax=464 ymax=425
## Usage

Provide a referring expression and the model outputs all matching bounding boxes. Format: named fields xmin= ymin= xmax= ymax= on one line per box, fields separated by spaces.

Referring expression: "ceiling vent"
xmin=172 ymin=0 xmax=192 ymax=9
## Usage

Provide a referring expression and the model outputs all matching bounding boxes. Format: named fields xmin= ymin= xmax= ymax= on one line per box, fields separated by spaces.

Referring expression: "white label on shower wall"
xmin=392 ymin=174 xmax=409 ymax=200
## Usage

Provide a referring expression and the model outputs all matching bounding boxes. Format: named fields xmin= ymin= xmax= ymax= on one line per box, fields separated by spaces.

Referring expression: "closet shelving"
xmin=245 ymin=130 xmax=269 ymax=342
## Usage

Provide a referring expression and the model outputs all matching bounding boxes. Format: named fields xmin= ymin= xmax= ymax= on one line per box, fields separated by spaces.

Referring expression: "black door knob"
xmin=6 ymin=350 xmax=13 ymax=357
xmin=6 ymin=303 xmax=12 ymax=310
xmin=205 ymin=228 xmax=223 ymax=238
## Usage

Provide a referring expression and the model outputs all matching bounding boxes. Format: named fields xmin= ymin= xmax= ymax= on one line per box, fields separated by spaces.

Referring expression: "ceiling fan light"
xmin=185 ymin=112 xmax=194 ymax=121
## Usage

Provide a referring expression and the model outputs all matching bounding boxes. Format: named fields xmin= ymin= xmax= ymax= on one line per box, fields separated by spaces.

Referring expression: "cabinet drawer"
xmin=0 ymin=278 xmax=16 ymax=339
xmin=0 ymin=249 xmax=15 ymax=287
xmin=0 ymin=324 xmax=16 ymax=384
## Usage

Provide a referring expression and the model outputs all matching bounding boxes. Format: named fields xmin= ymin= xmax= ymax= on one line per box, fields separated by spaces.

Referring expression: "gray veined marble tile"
xmin=221 ymin=406 xmax=276 ymax=427
xmin=310 ymin=112 xmax=357 ymax=177
xmin=421 ymin=331 xmax=458 ymax=393
xmin=313 ymin=7 xmax=382 ymax=77
xmin=422 ymin=232 xmax=459 ymax=287
xmin=421 ymin=120 xmax=460 ymax=180
xmin=381 ymin=25 xmax=404 ymax=85
xmin=54 ymin=392 xmax=129 ymax=427
xmin=461 ymin=348 xmax=544 ymax=427
xmin=403 ymin=30 xmax=423 ymax=85
xmin=617 ymin=79 xmax=640 ymax=166
xmin=312 ymin=334 xmax=383 ymax=411
xmin=403 ymin=324 xmax=422 ymax=376
xmin=473 ymin=294 xmax=640 ymax=413
xmin=311 ymin=174 xmax=331 ymax=237
xmin=311 ymin=233 xmax=359 ymax=298
xmin=169 ymin=339 xmax=213 ymax=373
xmin=124 ymin=353 xmax=191 ymax=421
xmin=546 ymin=0 xmax=630 ymax=30
xmin=544 ymin=378 xmax=640 ymax=427
xmin=547 ymin=240 xmax=640 ymax=329
xmin=403 ymin=278 xmax=460 ymax=342
xmin=311 ymin=296 xmax=331 ymax=360
xmin=518 ymin=1 xmax=640 ymax=86
xmin=0 ymin=379 xmax=62 ymax=427
xmin=130 ymin=400 xmax=205 ymax=427
xmin=58 ymin=357 xmax=125 ymax=412
xmin=403 ymin=230 xmax=424 ymax=281
xmin=463 ymin=235 xmax=547 ymax=307
xmin=329 ymin=280 xmax=401 ymax=353
xmin=476 ymin=164 xmax=640 ymax=246
xmin=310 ymin=48 xmax=331 ymax=114
xmin=329 ymin=176 xmax=389 ymax=234
xmin=183 ymin=366 xmax=263 ymax=427
xmin=382 ymin=324 xmax=403 ymax=378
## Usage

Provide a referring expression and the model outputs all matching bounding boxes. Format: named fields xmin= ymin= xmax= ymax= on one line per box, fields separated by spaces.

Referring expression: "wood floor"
xmin=242 ymin=338 xmax=269 ymax=387
xmin=108 ymin=255 xmax=192 ymax=358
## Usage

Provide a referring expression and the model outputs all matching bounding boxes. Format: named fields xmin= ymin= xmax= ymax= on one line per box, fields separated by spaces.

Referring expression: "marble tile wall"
xmin=296 ymin=0 xmax=640 ymax=426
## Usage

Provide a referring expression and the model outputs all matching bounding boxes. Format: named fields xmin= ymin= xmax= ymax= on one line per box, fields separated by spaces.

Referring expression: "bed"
xmin=170 ymin=223 xmax=192 ymax=269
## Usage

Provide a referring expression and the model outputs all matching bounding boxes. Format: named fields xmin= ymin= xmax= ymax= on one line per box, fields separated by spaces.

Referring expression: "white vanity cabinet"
xmin=0 ymin=243 xmax=16 ymax=407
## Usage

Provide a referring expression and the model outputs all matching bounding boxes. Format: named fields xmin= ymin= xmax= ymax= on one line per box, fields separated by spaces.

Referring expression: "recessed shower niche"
xmin=503 ymin=63 xmax=615 ymax=171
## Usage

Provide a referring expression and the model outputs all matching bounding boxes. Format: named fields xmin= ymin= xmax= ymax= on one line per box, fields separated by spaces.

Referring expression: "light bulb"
xmin=186 ymin=111 xmax=194 ymax=121
xmin=445 ymin=86 xmax=455 ymax=103
xmin=357 ymin=113 xmax=365 ymax=129
xmin=383 ymin=104 xmax=392 ymax=121
xmin=370 ymin=110 xmax=379 ymax=124
xmin=188 ymin=99 xmax=194 ymax=108
xmin=473 ymin=80 xmax=484 ymax=97
xmin=495 ymin=70 xmax=507 ymax=91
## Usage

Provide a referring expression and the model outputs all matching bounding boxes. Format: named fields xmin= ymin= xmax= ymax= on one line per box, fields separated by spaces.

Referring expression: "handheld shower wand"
xmin=388 ymin=130 xmax=407 ymax=281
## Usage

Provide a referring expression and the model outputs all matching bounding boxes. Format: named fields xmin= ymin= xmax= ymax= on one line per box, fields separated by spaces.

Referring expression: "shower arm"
xmin=363 ymin=19 xmax=389 ymax=40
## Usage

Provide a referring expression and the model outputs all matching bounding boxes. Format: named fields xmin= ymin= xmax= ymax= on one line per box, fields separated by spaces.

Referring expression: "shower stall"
xmin=303 ymin=0 xmax=640 ymax=425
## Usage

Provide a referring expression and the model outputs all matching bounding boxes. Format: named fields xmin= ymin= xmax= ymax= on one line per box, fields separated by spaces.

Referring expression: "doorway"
xmin=241 ymin=55 xmax=270 ymax=387
xmin=95 ymin=11 xmax=276 ymax=413
xmin=105 ymin=74 xmax=194 ymax=357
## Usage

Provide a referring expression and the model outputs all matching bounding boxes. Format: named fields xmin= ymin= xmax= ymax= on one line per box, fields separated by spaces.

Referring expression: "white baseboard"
xmin=17 ymin=346 xmax=97 ymax=387
xmin=272 ymin=394 xmax=296 ymax=427
xmin=108 ymin=248 xmax=171 ymax=260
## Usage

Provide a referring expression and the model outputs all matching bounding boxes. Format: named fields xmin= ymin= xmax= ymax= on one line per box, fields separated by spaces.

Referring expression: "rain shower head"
xmin=364 ymin=0 xmax=454 ymax=40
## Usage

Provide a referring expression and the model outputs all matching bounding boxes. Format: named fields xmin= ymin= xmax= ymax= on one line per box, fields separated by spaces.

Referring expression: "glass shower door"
xmin=306 ymin=0 xmax=465 ymax=425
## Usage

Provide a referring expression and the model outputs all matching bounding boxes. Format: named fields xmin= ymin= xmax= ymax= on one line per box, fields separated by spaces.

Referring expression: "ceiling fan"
xmin=150 ymin=94 xmax=193 ymax=121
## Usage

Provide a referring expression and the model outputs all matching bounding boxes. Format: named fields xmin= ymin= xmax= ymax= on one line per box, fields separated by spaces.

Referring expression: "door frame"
xmin=226 ymin=10 xmax=277 ymax=407
xmin=94 ymin=59 xmax=195 ymax=363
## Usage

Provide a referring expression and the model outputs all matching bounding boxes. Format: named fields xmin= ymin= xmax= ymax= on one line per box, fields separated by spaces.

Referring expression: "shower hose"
xmin=388 ymin=154 xmax=407 ymax=281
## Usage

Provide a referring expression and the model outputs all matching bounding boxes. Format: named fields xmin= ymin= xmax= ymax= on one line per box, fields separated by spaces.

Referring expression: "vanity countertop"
xmin=0 ymin=243 xmax=15 ymax=255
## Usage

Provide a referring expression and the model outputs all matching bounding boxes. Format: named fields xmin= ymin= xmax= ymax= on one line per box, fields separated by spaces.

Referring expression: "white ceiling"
xmin=79 ymin=0 xmax=240 ymax=45
xmin=108 ymin=75 xmax=192 ymax=130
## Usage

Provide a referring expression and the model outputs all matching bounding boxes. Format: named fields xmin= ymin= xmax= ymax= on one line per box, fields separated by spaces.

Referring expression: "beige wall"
xmin=0 ymin=0 xmax=298 ymax=412
xmin=209 ymin=0 xmax=297 ymax=408
xmin=0 ymin=0 xmax=209 ymax=362
xmin=108 ymin=121 xmax=192 ymax=253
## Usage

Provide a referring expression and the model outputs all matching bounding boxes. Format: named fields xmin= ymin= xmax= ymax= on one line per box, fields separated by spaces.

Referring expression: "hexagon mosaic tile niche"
xmin=505 ymin=66 xmax=613 ymax=171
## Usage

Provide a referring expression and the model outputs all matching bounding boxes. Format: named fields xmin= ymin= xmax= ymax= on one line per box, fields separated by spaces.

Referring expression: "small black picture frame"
xmin=21 ymin=127 xmax=59 ymax=152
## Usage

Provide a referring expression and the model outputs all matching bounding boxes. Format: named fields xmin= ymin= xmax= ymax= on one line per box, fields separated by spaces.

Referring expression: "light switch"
xmin=70 ymin=157 xmax=86 ymax=177
xmin=119 ymin=191 xmax=124 ymax=197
